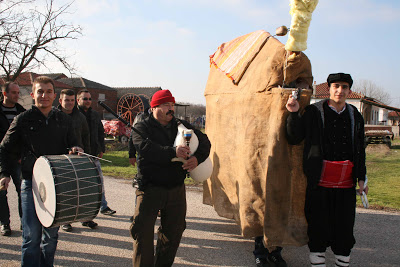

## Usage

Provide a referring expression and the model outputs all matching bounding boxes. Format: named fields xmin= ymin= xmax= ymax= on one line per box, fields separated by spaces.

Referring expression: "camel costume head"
xmin=203 ymin=0 xmax=319 ymax=248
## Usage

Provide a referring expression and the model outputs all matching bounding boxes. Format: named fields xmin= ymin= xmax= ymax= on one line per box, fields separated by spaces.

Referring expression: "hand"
xmin=176 ymin=145 xmax=190 ymax=160
xmin=182 ymin=156 xmax=198 ymax=172
xmin=129 ymin=158 xmax=137 ymax=167
xmin=286 ymin=95 xmax=300 ymax=112
xmin=69 ymin=146 xmax=84 ymax=155
xmin=0 ymin=177 xmax=11 ymax=191
xmin=357 ymin=180 xmax=369 ymax=195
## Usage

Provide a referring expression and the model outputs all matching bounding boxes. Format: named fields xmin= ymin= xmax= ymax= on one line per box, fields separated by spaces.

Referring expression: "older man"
xmin=0 ymin=82 xmax=26 ymax=236
xmin=130 ymin=90 xmax=211 ymax=266
xmin=285 ymin=73 xmax=368 ymax=267
xmin=0 ymin=76 xmax=82 ymax=266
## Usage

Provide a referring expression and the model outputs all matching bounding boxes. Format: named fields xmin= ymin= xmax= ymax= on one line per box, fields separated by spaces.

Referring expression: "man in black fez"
xmin=285 ymin=73 xmax=368 ymax=267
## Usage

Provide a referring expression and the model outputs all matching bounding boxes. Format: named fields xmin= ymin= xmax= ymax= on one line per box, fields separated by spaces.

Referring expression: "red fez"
xmin=150 ymin=90 xmax=175 ymax=108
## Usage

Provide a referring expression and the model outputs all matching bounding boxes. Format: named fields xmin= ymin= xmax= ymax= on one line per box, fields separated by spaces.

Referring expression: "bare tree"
xmin=352 ymin=79 xmax=392 ymax=105
xmin=0 ymin=0 xmax=82 ymax=81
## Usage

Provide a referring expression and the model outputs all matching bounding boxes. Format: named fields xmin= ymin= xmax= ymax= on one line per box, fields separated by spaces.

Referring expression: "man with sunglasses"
xmin=285 ymin=73 xmax=368 ymax=267
xmin=77 ymin=90 xmax=116 ymax=227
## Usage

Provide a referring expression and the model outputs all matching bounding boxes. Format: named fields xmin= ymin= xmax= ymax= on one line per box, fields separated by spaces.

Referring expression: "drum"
xmin=32 ymin=154 xmax=102 ymax=228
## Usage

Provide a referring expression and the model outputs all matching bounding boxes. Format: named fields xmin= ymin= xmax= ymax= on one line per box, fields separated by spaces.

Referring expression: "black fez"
xmin=327 ymin=73 xmax=353 ymax=88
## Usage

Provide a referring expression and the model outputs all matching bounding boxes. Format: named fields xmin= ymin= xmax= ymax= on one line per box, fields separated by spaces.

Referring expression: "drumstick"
xmin=78 ymin=151 xmax=112 ymax=163
xmin=68 ymin=149 xmax=112 ymax=163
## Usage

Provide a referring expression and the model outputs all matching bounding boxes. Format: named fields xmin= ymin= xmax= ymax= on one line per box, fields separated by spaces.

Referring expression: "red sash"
xmin=318 ymin=160 xmax=354 ymax=188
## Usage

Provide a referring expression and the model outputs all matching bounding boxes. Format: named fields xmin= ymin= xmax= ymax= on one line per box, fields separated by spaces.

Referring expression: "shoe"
xmin=267 ymin=248 xmax=287 ymax=267
xmin=255 ymin=257 xmax=268 ymax=267
xmin=1 ymin=224 xmax=11 ymax=236
xmin=62 ymin=224 xmax=73 ymax=232
xmin=82 ymin=221 xmax=98 ymax=229
xmin=100 ymin=207 xmax=116 ymax=216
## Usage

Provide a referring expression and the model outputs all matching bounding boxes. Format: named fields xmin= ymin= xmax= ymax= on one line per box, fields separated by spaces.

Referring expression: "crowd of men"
xmin=0 ymin=73 xmax=368 ymax=267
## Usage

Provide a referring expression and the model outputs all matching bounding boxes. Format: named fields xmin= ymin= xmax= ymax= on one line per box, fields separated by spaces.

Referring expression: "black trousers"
xmin=130 ymin=184 xmax=186 ymax=267
xmin=0 ymin=163 xmax=22 ymax=225
xmin=305 ymin=186 xmax=356 ymax=256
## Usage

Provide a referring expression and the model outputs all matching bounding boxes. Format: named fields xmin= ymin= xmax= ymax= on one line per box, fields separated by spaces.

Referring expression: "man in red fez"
xmin=130 ymin=90 xmax=211 ymax=266
xmin=285 ymin=73 xmax=368 ymax=267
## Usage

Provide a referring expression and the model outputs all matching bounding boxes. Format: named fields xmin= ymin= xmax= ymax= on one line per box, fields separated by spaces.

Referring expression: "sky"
xmin=36 ymin=0 xmax=400 ymax=105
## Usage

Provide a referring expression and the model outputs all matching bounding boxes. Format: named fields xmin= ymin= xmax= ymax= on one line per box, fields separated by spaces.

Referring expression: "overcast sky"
xmin=38 ymin=0 xmax=400 ymax=105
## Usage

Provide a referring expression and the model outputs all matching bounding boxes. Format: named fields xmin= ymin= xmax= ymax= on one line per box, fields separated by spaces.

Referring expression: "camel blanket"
xmin=210 ymin=30 xmax=271 ymax=85
xmin=203 ymin=34 xmax=313 ymax=247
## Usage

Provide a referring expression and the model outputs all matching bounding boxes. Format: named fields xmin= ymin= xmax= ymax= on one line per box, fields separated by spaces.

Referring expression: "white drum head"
xmin=32 ymin=157 xmax=56 ymax=228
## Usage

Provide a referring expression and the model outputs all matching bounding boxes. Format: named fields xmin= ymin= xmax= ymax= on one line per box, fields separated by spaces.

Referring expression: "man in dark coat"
xmin=285 ymin=73 xmax=368 ymax=267
xmin=58 ymin=89 xmax=97 ymax=231
xmin=0 ymin=81 xmax=26 ymax=236
xmin=0 ymin=76 xmax=83 ymax=266
xmin=130 ymin=90 xmax=211 ymax=266
xmin=77 ymin=90 xmax=115 ymax=220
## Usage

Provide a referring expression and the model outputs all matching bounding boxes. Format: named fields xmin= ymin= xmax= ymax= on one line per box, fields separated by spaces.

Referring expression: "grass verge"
xmin=102 ymin=140 xmax=400 ymax=211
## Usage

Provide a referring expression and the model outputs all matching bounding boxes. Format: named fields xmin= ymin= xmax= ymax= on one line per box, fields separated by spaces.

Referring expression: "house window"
xmin=99 ymin=93 xmax=105 ymax=102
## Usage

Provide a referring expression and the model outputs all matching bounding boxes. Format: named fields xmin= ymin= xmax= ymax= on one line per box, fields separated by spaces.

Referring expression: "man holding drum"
xmin=0 ymin=76 xmax=83 ymax=266
xmin=285 ymin=73 xmax=368 ymax=267
xmin=0 ymin=82 xmax=25 ymax=236
xmin=130 ymin=89 xmax=211 ymax=266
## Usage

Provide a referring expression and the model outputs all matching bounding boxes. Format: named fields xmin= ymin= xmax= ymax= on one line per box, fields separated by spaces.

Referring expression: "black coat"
xmin=132 ymin=114 xmax=211 ymax=188
xmin=286 ymin=100 xmax=366 ymax=189
xmin=78 ymin=106 xmax=105 ymax=156
xmin=0 ymin=106 xmax=78 ymax=180
xmin=58 ymin=105 xmax=90 ymax=153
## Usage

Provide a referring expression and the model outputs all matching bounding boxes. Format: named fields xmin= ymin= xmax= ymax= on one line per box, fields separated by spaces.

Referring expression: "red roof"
xmin=0 ymin=72 xmax=73 ymax=89
xmin=388 ymin=111 xmax=400 ymax=118
xmin=314 ymin=82 xmax=364 ymax=99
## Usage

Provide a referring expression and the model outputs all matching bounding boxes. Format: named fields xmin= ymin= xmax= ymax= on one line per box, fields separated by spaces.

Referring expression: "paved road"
xmin=1 ymin=176 xmax=399 ymax=267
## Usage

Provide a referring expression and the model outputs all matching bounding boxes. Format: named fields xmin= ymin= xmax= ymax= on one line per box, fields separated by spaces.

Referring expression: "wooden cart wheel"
xmin=117 ymin=94 xmax=144 ymax=125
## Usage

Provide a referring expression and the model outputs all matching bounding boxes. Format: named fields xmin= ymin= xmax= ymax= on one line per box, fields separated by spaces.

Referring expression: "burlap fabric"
xmin=203 ymin=36 xmax=313 ymax=247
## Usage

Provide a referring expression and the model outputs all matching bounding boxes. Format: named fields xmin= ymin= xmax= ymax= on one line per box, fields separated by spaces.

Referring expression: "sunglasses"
xmin=82 ymin=97 xmax=92 ymax=101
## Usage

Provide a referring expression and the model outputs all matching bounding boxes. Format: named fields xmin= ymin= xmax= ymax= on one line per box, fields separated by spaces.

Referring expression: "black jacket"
xmin=128 ymin=110 xmax=150 ymax=158
xmin=58 ymin=105 xmax=90 ymax=153
xmin=286 ymin=100 xmax=366 ymax=189
xmin=0 ymin=102 xmax=26 ymax=142
xmin=0 ymin=106 xmax=79 ymax=180
xmin=132 ymin=114 xmax=211 ymax=188
xmin=78 ymin=106 xmax=105 ymax=156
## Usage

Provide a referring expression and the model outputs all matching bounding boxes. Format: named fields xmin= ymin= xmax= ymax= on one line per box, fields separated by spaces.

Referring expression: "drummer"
xmin=0 ymin=76 xmax=83 ymax=266
xmin=130 ymin=90 xmax=211 ymax=266
xmin=285 ymin=73 xmax=368 ymax=267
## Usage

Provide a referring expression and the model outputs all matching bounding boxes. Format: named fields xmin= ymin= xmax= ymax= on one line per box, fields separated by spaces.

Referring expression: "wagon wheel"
xmin=117 ymin=93 xmax=144 ymax=126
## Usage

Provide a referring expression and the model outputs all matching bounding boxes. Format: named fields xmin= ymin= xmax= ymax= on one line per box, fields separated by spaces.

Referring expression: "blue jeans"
xmin=21 ymin=180 xmax=59 ymax=267
xmin=0 ymin=163 xmax=22 ymax=225
xmin=94 ymin=159 xmax=108 ymax=211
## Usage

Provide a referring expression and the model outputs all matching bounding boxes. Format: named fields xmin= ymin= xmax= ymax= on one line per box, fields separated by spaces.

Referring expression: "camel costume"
xmin=203 ymin=0 xmax=319 ymax=249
